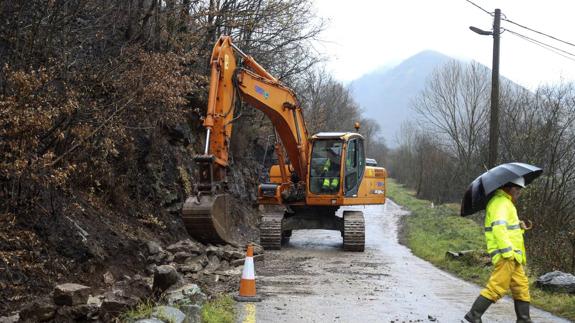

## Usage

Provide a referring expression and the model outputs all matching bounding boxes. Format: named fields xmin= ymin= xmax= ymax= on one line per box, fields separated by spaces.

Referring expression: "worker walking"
xmin=464 ymin=176 xmax=532 ymax=323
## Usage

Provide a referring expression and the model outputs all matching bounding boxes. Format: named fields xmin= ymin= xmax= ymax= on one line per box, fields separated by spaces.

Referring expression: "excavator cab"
xmin=309 ymin=139 xmax=342 ymax=194
xmin=308 ymin=133 xmax=366 ymax=198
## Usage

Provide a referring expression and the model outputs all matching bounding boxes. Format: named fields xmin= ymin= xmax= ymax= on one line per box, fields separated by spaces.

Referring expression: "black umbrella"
xmin=460 ymin=162 xmax=543 ymax=216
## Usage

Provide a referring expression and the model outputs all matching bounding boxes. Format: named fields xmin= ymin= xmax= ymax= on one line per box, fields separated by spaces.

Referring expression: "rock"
xmin=152 ymin=265 xmax=181 ymax=293
xmin=147 ymin=250 xmax=170 ymax=265
xmin=151 ymin=306 xmax=185 ymax=323
xmin=189 ymin=254 xmax=209 ymax=267
xmin=179 ymin=304 xmax=202 ymax=323
xmin=18 ymin=298 xmax=56 ymax=322
xmin=219 ymin=260 xmax=230 ymax=270
xmin=536 ymin=271 xmax=575 ymax=293
xmin=100 ymin=292 xmax=138 ymax=315
xmin=146 ymin=264 xmax=158 ymax=275
xmin=87 ymin=295 xmax=104 ymax=307
xmin=146 ymin=241 xmax=163 ymax=255
xmin=53 ymin=283 xmax=91 ymax=306
xmin=0 ymin=314 xmax=18 ymax=323
xmin=164 ymin=253 xmax=175 ymax=264
xmin=179 ymin=254 xmax=208 ymax=273
xmin=204 ymin=254 xmax=221 ymax=272
xmin=222 ymin=247 xmax=244 ymax=261
xmin=215 ymin=267 xmax=242 ymax=277
xmin=103 ymin=271 xmax=115 ymax=285
xmin=166 ymin=239 xmax=202 ymax=255
xmin=445 ymin=250 xmax=474 ymax=258
xmin=114 ymin=275 xmax=153 ymax=301
xmin=135 ymin=319 xmax=164 ymax=323
xmin=165 ymin=283 xmax=207 ymax=306
xmin=179 ymin=262 xmax=204 ymax=274
xmin=205 ymin=245 xmax=223 ymax=258
xmin=55 ymin=304 xmax=97 ymax=321
xmin=445 ymin=250 xmax=489 ymax=266
xmin=173 ymin=251 xmax=193 ymax=264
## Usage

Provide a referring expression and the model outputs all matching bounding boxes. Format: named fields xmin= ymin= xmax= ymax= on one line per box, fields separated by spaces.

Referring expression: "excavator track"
xmin=260 ymin=213 xmax=283 ymax=250
xmin=343 ymin=210 xmax=365 ymax=252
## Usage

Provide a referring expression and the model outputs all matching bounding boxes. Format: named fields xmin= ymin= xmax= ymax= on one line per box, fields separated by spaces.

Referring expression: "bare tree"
xmin=412 ymin=60 xmax=491 ymax=181
xmin=297 ymin=68 xmax=362 ymax=134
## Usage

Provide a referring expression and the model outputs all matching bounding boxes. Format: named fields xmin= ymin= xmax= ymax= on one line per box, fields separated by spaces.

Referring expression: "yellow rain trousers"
xmin=480 ymin=189 xmax=530 ymax=302
xmin=480 ymin=258 xmax=530 ymax=302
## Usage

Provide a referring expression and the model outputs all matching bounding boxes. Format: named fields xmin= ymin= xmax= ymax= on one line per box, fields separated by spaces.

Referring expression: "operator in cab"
xmin=321 ymin=146 xmax=341 ymax=192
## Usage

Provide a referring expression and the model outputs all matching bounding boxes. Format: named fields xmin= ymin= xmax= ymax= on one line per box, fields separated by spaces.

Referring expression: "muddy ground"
xmin=237 ymin=201 xmax=568 ymax=323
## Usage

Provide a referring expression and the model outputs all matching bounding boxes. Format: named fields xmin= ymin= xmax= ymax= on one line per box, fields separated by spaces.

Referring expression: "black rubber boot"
xmin=514 ymin=300 xmax=533 ymax=323
xmin=464 ymin=295 xmax=493 ymax=323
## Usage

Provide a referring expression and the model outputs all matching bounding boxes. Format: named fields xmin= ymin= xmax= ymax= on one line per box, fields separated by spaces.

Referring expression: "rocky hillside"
xmin=0 ymin=111 xmax=263 ymax=317
xmin=0 ymin=1 xmax=323 ymax=318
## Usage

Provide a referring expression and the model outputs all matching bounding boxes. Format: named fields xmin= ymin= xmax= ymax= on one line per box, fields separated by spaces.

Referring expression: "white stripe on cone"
xmin=241 ymin=257 xmax=255 ymax=280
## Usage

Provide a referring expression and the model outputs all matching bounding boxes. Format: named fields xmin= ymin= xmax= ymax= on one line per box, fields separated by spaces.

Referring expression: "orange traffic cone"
xmin=234 ymin=243 xmax=262 ymax=302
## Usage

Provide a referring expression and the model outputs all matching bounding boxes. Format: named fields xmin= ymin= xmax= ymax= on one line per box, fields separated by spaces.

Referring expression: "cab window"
xmin=344 ymin=138 xmax=365 ymax=197
xmin=309 ymin=139 xmax=342 ymax=194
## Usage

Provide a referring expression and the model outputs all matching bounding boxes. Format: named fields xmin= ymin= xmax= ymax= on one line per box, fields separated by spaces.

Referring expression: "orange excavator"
xmin=182 ymin=36 xmax=387 ymax=251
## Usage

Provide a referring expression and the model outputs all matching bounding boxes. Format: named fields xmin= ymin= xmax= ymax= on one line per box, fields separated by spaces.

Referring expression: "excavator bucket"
xmin=181 ymin=193 xmax=233 ymax=244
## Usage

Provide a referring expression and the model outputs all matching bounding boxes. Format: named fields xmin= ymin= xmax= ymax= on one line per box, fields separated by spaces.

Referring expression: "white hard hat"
xmin=508 ymin=176 xmax=526 ymax=188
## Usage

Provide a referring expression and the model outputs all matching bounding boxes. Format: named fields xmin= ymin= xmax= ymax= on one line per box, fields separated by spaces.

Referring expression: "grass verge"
xmin=387 ymin=179 xmax=575 ymax=321
xmin=201 ymin=294 xmax=235 ymax=323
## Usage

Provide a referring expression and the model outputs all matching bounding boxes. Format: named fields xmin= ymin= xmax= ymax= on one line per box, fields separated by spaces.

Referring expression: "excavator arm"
xmin=202 ymin=36 xmax=308 ymax=182
xmin=182 ymin=36 xmax=309 ymax=243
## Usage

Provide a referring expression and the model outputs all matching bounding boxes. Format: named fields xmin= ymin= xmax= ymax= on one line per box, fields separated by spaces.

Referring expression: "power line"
xmin=505 ymin=28 xmax=575 ymax=57
xmin=464 ymin=0 xmax=493 ymax=16
xmin=464 ymin=1 xmax=575 ymax=49
xmin=502 ymin=17 xmax=575 ymax=49
xmin=505 ymin=28 xmax=575 ymax=63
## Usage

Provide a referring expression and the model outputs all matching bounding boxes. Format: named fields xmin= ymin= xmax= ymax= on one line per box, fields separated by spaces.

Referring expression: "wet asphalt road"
xmin=236 ymin=200 xmax=569 ymax=323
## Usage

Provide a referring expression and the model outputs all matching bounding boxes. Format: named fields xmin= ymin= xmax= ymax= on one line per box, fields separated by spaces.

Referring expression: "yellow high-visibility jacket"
xmin=485 ymin=189 xmax=526 ymax=265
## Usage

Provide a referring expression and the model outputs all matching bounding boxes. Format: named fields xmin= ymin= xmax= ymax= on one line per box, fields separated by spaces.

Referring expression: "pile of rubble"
xmin=3 ymin=239 xmax=262 ymax=322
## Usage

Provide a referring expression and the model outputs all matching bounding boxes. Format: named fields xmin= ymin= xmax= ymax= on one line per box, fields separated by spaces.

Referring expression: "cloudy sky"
xmin=312 ymin=0 xmax=575 ymax=90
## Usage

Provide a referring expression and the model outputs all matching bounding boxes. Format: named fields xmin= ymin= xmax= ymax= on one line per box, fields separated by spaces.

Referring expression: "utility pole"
xmin=470 ymin=8 xmax=501 ymax=168
xmin=489 ymin=9 xmax=501 ymax=169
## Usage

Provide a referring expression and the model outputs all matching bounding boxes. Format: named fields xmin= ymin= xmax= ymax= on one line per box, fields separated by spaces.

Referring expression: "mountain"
xmin=349 ymin=50 xmax=454 ymax=146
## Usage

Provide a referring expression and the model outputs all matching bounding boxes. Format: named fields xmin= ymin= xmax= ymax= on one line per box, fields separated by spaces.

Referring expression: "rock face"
xmin=536 ymin=271 xmax=575 ymax=293
xmin=53 ymin=283 xmax=91 ymax=306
